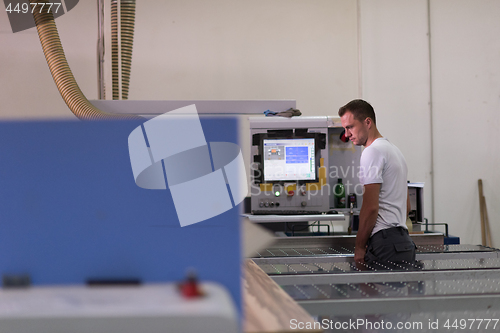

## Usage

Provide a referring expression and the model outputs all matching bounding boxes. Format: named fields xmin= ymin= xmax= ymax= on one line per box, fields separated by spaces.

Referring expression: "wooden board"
xmin=243 ymin=259 xmax=321 ymax=333
xmin=478 ymin=179 xmax=492 ymax=247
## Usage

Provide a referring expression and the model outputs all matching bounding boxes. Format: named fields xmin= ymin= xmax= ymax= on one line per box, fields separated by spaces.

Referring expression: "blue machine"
xmin=0 ymin=118 xmax=242 ymax=312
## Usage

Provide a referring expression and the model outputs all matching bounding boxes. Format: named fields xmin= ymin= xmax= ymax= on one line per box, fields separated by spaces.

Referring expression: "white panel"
xmin=0 ymin=283 xmax=238 ymax=333
xmin=360 ymin=0 xmax=433 ymax=225
xmin=431 ymin=0 xmax=500 ymax=245
xmin=90 ymin=100 xmax=296 ymax=115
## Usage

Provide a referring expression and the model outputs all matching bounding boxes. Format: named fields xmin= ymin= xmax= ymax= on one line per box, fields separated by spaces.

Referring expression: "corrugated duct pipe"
xmin=111 ymin=0 xmax=136 ymax=100
xmin=30 ymin=0 xmax=139 ymax=120
xmin=111 ymin=0 xmax=119 ymax=100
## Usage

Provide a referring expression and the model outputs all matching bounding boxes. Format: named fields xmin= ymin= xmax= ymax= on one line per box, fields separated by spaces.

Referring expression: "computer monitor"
xmin=263 ymin=138 xmax=316 ymax=181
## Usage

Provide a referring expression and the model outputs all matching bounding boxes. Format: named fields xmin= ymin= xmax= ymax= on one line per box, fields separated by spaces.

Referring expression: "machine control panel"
xmin=250 ymin=118 xmax=330 ymax=214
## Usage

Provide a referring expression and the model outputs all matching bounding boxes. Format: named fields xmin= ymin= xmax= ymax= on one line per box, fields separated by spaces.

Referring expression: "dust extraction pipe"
xmin=111 ymin=0 xmax=136 ymax=100
xmin=30 ymin=0 xmax=139 ymax=120
xmin=111 ymin=0 xmax=119 ymax=100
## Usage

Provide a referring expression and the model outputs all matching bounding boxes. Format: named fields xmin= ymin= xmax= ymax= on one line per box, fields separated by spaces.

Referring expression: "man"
xmin=339 ymin=99 xmax=415 ymax=267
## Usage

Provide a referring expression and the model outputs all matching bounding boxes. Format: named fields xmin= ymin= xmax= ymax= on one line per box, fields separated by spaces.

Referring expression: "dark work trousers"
xmin=364 ymin=226 xmax=417 ymax=270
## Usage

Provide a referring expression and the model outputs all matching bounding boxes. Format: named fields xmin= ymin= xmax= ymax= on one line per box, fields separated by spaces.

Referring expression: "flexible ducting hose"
xmin=111 ymin=0 xmax=119 ymax=100
xmin=120 ymin=0 xmax=135 ymax=100
xmin=111 ymin=0 xmax=136 ymax=100
xmin=31 ymin=0 xmax=139 ymax=120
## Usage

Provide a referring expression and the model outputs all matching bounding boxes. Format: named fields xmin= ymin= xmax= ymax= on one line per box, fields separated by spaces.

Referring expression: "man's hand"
xmin=354 ymin=246 xmax=367 ymax=271
xmin=354 ymin=246 xmax=366 ymax=263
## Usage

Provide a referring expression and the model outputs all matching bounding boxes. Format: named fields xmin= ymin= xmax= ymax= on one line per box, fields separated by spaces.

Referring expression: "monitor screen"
xmin=263 ymin=138 xmax=316 ymax=181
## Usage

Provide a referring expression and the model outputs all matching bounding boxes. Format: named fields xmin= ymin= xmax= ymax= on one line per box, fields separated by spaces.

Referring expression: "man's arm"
xmin=355 ymin=183 xmax=380 ymax=263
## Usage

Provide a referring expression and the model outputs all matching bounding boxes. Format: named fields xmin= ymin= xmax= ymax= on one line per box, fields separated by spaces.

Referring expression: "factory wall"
xmin=0 ymin=0 xmax=498 ymax=246
xmin=360 ymin=0 xmax=500 ymax=246
xmin=430 ymin=0 xmax=500 ymax=247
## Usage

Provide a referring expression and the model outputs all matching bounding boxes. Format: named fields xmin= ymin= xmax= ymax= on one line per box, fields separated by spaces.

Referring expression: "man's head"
xmin=338 ymin=99 xmax=377 ymax=146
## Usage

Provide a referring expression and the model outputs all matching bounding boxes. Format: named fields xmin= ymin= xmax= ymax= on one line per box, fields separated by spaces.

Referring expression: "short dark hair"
xmin=338 ymin=99 xmax=376 ymax=125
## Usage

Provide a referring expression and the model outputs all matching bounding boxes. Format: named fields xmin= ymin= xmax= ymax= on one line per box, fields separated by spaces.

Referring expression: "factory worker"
xmin=339 ymin=99 xmax=416 ymax=268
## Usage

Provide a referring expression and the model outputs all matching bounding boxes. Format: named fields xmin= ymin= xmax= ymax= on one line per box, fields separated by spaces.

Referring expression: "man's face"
xmin=340 ymin=111 xmax=369 ymax=146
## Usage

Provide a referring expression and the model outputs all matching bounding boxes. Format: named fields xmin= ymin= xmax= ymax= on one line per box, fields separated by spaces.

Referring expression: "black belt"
xmin=371 ymin=226 xmax=408 ymax=240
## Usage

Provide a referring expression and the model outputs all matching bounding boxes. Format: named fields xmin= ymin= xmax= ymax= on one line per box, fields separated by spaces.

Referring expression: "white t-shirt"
xmin=359 ymin=138 xmax=408 ymax=236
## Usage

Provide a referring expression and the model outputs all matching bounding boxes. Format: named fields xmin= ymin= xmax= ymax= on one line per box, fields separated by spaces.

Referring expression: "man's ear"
xmin=364 ymin=117 xmax=372 ymax=129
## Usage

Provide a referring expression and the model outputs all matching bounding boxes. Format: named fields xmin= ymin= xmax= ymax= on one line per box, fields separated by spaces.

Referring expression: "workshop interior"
xmin=1 ymin=1 xmax=500 ymax=332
